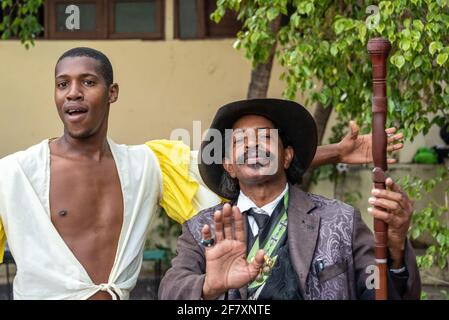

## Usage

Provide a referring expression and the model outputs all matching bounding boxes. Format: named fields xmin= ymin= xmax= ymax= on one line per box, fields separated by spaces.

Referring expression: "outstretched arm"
xmin=310 ymin=121 xmax=404 ymax=169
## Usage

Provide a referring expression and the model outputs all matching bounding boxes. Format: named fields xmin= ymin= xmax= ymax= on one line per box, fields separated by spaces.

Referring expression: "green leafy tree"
xmin=213 ymin=0 xmax=448 ymax=138
xmin=0 ymin=0 xmax=43 ymax=48
xmin=212 ymin=0 xmax=449 ymax=287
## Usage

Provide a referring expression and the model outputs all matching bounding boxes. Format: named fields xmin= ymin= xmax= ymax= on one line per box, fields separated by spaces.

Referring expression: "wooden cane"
xmin=367 ymin=37 xmax=391 ymax=300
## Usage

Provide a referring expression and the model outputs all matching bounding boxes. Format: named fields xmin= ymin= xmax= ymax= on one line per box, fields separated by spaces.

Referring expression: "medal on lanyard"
xmin=247 ymin=191 xmax=289 ymax=289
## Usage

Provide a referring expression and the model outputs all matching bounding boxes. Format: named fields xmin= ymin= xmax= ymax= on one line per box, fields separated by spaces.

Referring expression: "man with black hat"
xmin=159 ymin=98 xmax=421 ymax=300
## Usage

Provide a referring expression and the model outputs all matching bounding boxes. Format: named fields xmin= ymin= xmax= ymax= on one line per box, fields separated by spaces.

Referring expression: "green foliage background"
xmin=212 ymin=0 xmax=449 ymax=278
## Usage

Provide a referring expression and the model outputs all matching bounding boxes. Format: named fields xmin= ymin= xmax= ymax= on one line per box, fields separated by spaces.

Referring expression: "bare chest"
xmin=49 ymin=154 xmax=124 ymax=286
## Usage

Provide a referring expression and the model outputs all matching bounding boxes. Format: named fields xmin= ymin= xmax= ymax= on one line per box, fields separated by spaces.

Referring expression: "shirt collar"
xmin=237 ymin=184 xmax=288 ymax=216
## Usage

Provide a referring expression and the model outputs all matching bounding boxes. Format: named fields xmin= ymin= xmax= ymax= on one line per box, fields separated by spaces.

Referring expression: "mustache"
xmin=235 ymin=148 xmax=274 ymax=164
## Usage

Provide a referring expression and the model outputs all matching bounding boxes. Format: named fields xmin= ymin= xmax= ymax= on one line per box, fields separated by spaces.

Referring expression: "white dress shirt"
xmin=237 ymin=184 xmax=289 ymax=236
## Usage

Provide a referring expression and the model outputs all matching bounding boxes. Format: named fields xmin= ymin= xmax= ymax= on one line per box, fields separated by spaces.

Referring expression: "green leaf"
xmin=334 ymin=20 xmax=345 ymax=35
xmin=330 ymin=44 xmax=338 ymax=56
xmin=404 ymin=19 xmax=411 ymax=29
xmin=250 ymin=32 xmax=260 ymax=43
xmin=267 ymin=7 xmax=279 ymax=21
xmin=304 ymin=3 xmax=314 ymax=15
xmin=413 ymin=57 xmax=423 ymax=68
xmin=232 ymin=39 xmax=241 ymax=49
xmin=401 ymin=39 xmax=411 ymax=51
xmin=413 ymin=19 xmax=424 ymax=31
xmin=429 ymin=41 xmax=443 ymax=55
xmin=436 ymin=52 xmax=448 ymax=65
xmin=392 ymin=55 xmax=406 ymax=69
xmin=358 ymin=24 xmax=367 ymax=42
xmin=291 ymin=12 xmax=300 ymax=28
xmin=411 ymin=228 xmax=421 ymax=239
xmin=334 ymin=19 xmax=354 ymax=35
xmin=436 ymin=234 xmax=446 ymax=245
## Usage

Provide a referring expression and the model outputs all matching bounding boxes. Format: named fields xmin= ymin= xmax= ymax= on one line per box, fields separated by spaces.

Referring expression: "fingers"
xmin=254 ymin=249 xmax=265 ymax=266
xmin=386 ymin=177 xmax=414 ymax=209
xmin=349 ymin=121 xmax=359 ymax=139
xmin=387 ymin=131 xmax=403 ymax=143
xmin=369 ymin=176 xmax=414 ymax=235
xmin=386 ymin=142 xmax=404 ymax=152
xmin=202 ymin=224 xmax=213 ymax=250
xmin=368 ymin=195 xmax=403 ymax=213
xmin=248 ymin=249 xmax=265 ymax=280
xmin=387 ymin=158 xmax=398 ymax=164
xmin=371 ymin=187 xmax=405 ymax=208
xmin=367 ymin=207 xmax=399 ymax=225
xmin=202 ymin=224 xmax=211 ymax=240
xmin=233 ymin=206 xmax=245 ymax=242
xmin=213 ymin=203 xmax=246 ymax=243
xmin=385 ymin=177 xmax=401 ymax=193
xmin=370 ymin=177 xmax=414 ymax=219
xmin=386 ymin=129 xmax=404 ymax=154
xmin=223 ymin=203 xmax=233 ymax=240
xmin=214 ymin=210 xmax=224 ymax=243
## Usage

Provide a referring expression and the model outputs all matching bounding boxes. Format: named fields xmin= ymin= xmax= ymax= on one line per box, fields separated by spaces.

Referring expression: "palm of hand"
xmin=201 ymin=204 xmax=265 ymax=298
xmin=338 ymin=121 xmax=403 ymax=165
xmin=205 ymin=239 xmax=258 ymax=290
xmin=340 ymin=133 xmax=371 ymax=164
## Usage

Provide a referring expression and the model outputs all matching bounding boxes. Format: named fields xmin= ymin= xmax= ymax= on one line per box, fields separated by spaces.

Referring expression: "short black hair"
xmin=56 ymin=47 xmax=113 ymax=86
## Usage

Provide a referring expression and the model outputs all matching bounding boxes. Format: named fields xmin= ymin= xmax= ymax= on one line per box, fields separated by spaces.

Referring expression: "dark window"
xmin=45 ymin=0 xmax=164 ymax=39
xmin=109 ymin=0 xmax=164 ymax=39
xmin=175 ymin=0 xmax=241 ymax=39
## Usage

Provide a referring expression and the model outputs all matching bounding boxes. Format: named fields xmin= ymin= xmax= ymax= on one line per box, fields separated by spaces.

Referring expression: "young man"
xmin=158 ymin=99 xmax=420 ymax=300
xmin=0 ymin=48 xmax=403 ymax=300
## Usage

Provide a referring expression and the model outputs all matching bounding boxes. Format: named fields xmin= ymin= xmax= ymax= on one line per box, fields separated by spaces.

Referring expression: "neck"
xmin=53 ymin=122 xmax=110 ymax=161
xmin=239 ymin=176 xmax=287 ymax=208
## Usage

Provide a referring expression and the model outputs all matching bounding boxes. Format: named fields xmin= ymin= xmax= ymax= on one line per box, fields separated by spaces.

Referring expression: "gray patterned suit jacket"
xmin=159 ymin=184 xmax=421 ymax=300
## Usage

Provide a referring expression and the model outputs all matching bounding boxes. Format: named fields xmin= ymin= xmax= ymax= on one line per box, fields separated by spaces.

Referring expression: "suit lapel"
xmin=287 ymin=185 xmax=320 ymax=295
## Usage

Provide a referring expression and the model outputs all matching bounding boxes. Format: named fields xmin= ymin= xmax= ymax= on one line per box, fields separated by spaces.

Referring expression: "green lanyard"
xmin=246 ymin=191 xmax=289 ymax=290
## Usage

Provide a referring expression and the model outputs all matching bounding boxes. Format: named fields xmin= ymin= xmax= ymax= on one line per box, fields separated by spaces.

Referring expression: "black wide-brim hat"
xmin=198 ymin=98 xmax=318 ymax=199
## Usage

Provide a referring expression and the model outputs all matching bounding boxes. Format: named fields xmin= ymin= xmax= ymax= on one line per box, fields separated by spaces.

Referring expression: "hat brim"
xmin=198 ymin=98 xmax=318 ymax=199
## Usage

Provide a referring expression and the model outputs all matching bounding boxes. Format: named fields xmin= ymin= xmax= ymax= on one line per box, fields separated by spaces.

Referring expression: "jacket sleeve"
xmin=158 ymin=223 xmax=207 ymax=300
xmin=352 ymin=208 xmax=421 ymax=299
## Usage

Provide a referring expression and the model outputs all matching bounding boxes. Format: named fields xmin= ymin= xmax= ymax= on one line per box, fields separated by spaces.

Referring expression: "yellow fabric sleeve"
xmin=146 ymin=139 xmax=222 ymax=224
xmin=0 ymin=218 xmax=6 ymax=263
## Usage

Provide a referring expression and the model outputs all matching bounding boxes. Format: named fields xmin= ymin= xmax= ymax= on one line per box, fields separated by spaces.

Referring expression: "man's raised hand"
xmin=201 ymin=203 xmax=265 ymax=300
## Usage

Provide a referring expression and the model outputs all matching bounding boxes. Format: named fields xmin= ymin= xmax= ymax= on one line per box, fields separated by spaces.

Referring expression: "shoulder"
xmin=110 ymin=140 xmax=160 ymax=169
xmin=307 ymin=193 xmax=355 ymax=217
xmin=185 ymin=202 xmax=227 ymax=243
xmin=0 ymin=140 xmax=48 ymax=174
xmin=112 ymin=140 xmax=155 ymax=157
xmin=304 ymin=192 xmax=357 ymax=232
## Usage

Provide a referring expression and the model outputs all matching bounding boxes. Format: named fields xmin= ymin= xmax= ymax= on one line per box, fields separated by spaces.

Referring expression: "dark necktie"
xmin=247 ymin=208 xmax=270 ymax=244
